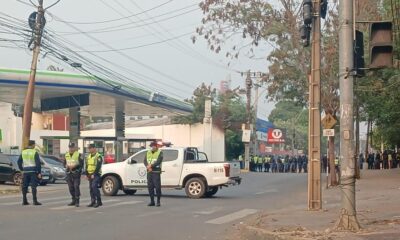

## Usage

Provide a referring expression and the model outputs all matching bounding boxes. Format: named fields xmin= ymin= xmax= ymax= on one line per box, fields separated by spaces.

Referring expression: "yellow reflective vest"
xmin=86 ymin=152 xmax=101 ymax=175
xmin=65 ymin=151 xmax=80 ymax=168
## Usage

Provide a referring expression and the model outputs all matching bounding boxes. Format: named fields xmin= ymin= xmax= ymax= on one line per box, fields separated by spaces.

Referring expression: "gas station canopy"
xmin=0 ymin=68 xmax=192 ymax=116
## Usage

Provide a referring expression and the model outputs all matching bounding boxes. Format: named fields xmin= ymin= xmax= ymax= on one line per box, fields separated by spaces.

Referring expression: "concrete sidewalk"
xmin=0 ymin=182 xmax=67 ymax=196
xmin=228 ymin=168 xmax=400 ymax=240
xmin=0 ymin=183 xmax=20 ymax=195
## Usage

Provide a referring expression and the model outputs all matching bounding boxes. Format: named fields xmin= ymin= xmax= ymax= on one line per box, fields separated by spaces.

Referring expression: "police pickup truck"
xmin=101 ymin=147 xmax=241 ymax=198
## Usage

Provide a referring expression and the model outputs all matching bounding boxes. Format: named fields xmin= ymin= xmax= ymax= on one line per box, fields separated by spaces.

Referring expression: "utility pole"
xmin=244 ymin=71 xmax=252 ymax=171
xmin=335 ymin=0 xmax=360 ymax=231
xmin=21 ymin=0 xmax=45 ymax=149
xmin=307 ymin=0 xmax=322 ymax=211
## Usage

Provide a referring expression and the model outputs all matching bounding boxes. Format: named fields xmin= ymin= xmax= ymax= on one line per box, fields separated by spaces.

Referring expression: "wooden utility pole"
xmin=21 ymin=0 xmax=45 ymax=149
xmin=244 ymin=71 xmax=252 ymax=170
xmin=335 ymin=0 xmax=360 ymax=231
xmin=308 ymin=0 xmax=322 ymax=211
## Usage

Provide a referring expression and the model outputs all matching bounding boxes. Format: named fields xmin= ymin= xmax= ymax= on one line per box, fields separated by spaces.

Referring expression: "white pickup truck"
xmin=101 ymin=147 xmax=241 ymax=198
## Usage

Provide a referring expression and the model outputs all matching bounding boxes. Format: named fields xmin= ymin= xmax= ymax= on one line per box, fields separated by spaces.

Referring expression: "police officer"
xmin=17 ymin=140 xmax=42 ymax=206
xmin=65 ymin=142 xmax=83 ymax=207
xmin=85 ymin=144 xmax=103 ymax=208
xmin=144 ymin=141 xmax=163 ymax=207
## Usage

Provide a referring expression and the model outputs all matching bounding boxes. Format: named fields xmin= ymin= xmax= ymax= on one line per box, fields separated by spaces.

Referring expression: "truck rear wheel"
xmin=102 ymin=175 xmax=120 ymax=196
xmin=123 ymin=189 xmax=137 ymax=195
xmin=185 ymin=177 xmax=206 ymax=199
xmin=204 ymin=187 xmax=218 ymax=197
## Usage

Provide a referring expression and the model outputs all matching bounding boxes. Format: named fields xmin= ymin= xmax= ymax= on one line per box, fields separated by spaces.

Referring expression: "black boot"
xmin=87 ymin=200 xmax=95 ymax=207
xmin=148 ymin=196 xmax=155 ymax=206
xmin=156 ymin=197 xmax=161 ymax=207
xmin=68 ymin=198 xmax=76 ymax=206
xmin=32 ymin=188 xmax=42 ymax=206
xmin=93 ymin=199 xmax=102 ymax=208
xmin=22 ymin=189 xmax=29 ymax=205
xmin=75 ymin=198 xmax=80 ymax=207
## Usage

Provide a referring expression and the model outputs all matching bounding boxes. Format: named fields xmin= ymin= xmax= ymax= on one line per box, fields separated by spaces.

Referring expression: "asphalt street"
xmin=0 ymin=172 xmax=308 ymax=240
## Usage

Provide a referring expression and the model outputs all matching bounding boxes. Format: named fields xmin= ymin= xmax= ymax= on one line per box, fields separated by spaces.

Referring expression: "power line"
xmin=48 ymin=12 xmax=197 ymax=90
xmin=52 ymin=5 xmax=198 ymax=35
xmin=75 ymin=31 xmax=194 ymax=53
xmin=53 ymin=0 xmax=175 ymax=25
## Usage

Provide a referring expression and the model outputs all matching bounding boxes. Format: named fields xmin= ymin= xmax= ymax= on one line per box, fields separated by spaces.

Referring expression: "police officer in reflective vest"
xmin=85 ymin=144 xmax=103 ymax=208
xmin=17 ymin=140 xmax=42 ymax=205
xmin=65 ymin=142 xmax=83 ymax=207
xmin=144 ymin=141 xmax=163 ymax=207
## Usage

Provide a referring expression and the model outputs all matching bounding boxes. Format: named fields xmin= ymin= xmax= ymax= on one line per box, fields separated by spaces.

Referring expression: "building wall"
xmin=81 ymin=123 xmax=225 ymax=162
xmin=0 ymin=103 xmax=22 ymax=153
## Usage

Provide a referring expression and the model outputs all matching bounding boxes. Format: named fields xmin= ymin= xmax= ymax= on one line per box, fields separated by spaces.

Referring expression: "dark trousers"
xmin=147 ymin=172 xmax=161 ymax=203
xmin=66 ymin=172 xmax=81 ymax=199
xmin=88 ymin=174 xmax=101 ymax=203
xmin=22 ymin=172 xmax=38 ymax=202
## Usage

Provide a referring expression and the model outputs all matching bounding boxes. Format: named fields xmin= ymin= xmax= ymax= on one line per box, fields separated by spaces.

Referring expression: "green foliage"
xmin=172 ymin=83 xmax=247 ymax=159
xmin=268 ymin=101 xmax=308 ymax=151
xmin=172 ymin=83 xmax=216 ymax=124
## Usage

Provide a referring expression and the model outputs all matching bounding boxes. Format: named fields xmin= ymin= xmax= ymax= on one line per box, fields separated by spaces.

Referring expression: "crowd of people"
xmin=246 ymin=154 xmax=309 ymax=173
xmin=239 ymin=149 xmax=400 ymax=174
xmin=364 ymin=150 xmax=400 ymax=170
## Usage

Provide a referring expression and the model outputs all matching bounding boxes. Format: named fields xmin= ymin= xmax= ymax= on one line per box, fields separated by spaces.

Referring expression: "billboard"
xmin=267 ymin=128 xmax=286 ymax=144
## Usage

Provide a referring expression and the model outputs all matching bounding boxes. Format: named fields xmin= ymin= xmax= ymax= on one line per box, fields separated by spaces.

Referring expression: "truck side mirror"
xmin=128 ymin=159 xmax=137 ymax=164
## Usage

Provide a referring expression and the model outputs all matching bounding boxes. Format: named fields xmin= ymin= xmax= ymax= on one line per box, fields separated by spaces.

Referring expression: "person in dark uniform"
xmin=65 ymin=142 xmax=83 ymax=207
xmin=17 ymin=140 xmax=42 ymax=206
xmin=85 ymin=144 xmax=103 ymax=208
xmin=144 ymin=141 xmax=163 ymax=207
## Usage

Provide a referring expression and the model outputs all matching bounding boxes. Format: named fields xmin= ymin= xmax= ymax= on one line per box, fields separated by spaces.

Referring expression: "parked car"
xmin=104 ymin=154 xmax=116 ymax=164
xmin=1 ymin=154 xmax=51 ymax=186
xmin=40 ymin=155 xmax=67 ymax=183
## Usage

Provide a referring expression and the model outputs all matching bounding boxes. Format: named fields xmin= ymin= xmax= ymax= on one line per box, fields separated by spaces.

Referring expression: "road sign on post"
xmin=323 ymin=129 xmax=335 ymax=137
xmin=321 ymin=113 xmax=337 ymax=129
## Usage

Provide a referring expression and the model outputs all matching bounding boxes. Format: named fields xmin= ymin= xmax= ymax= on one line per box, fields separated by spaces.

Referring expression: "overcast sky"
xmin=0 ymin=0 xmax=276 ymax=120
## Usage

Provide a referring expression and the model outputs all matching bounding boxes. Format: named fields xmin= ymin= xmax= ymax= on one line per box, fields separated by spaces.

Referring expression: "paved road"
xmin=0 ymin=172 xmax=308 ymax=240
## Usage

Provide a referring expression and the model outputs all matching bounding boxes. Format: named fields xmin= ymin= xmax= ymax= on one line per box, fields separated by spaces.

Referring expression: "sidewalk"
xmin=0 ymin=182 xmax=67 ymax=196
xmin=0 ymin=183 xmax=20 ymax=195
xmin=228 ymin=168 xmax=400 ymax=240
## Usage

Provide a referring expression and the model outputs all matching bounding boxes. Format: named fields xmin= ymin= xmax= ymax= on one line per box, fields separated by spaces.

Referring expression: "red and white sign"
xmin=267 ymin=128 xmax=285 ymax=144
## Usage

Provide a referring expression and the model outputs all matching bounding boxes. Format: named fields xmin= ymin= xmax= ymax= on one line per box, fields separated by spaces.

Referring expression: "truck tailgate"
xmin=229 ymin=161 xmax=241 ymax=177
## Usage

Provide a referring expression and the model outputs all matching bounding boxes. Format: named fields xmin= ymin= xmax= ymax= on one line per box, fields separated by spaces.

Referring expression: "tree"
xmin=268 ymin=101 xmax=308 ymax=151
xmin=172 ymin=83 xmax=247 ymax=160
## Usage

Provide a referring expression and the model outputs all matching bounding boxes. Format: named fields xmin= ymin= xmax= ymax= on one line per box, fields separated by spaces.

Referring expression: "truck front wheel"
xmin=185 ymin=178 xmax=206 ymax=199
xmin=102 ymin=175 xmax=120 ymax=196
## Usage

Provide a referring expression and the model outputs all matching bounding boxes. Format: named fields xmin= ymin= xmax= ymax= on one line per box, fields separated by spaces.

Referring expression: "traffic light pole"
xmin=335 ymin=0 xmax=360 ymax=231
xmin=21 ymin=0 xmax=44 ymax=149
xmin=307 ymin=0 xmax=322 ymax=211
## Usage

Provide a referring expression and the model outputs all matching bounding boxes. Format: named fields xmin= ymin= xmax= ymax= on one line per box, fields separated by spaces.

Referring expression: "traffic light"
xmin=369 ymin=21 xmax=393 ymax=68
xmin=320 ymin=0 xmax=328 ymax=19
xmin=354 ymin=30 xmax=365 ymax=77
xmin=300 ymin=25 xmax=311 ymax=47
xmin=303 ymin=0 xmax=313 ymax=25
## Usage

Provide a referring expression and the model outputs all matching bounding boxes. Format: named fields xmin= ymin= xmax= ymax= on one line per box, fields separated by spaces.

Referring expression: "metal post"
xmin=21 ymin=0 xmax=44 ymax=149
xmin=308 ymin=0 xmax=322 ymax=211
xmin=114 ymin=100 xmax=125 ymax=162
xmin=335 ymin=0 xmax=360 ymax=231
xmin=253 ymin=82 xmax=259 ymax=156
xmin=69 ymin=107 xmax=80 ymax=144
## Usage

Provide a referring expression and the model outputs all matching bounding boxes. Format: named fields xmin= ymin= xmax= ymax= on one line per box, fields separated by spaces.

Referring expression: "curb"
xmin=0 ymin=189 xmax=21 ymax=195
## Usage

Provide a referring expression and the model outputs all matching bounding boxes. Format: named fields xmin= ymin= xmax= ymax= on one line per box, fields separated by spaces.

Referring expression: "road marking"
xmin=194 ymin=206 xmax=222 ymax=215
xmin=206 ymin=209 xmax=258 ymax=225
xmin=255 ymin=189 xmax=278 ymax=195
xmin=137 ymin=210 xmax=164 ymax=217
xmin=75 ymin=200 xmax=140 ymax=213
